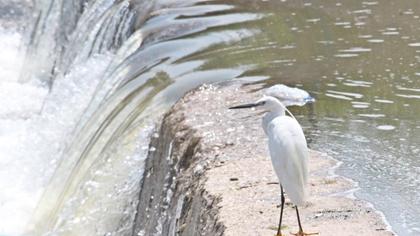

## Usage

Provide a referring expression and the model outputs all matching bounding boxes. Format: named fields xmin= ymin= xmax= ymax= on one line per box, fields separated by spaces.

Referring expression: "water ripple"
xmin=376 ymin=125 xmax=396 ymax=131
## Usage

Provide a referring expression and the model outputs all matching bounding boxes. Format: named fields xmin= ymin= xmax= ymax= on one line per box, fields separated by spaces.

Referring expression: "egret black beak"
xmin=229 ymin=102 xmax=263 ymax=109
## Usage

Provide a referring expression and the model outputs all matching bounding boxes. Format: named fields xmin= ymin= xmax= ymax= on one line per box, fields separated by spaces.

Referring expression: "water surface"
xmin=201 ymin=1 xmax=420 ymax=235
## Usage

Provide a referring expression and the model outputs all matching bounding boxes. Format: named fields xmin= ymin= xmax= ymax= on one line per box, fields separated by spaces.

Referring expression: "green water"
xmin=194 ymin=1 xmax=420 ymax=235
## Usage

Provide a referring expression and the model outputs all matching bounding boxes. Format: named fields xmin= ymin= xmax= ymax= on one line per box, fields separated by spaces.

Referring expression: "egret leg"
xmin=296 ymin=206 xmax=303 ymax=233
xmin=292 ymin=206 xmax=318 ymax=236
xmin=276 ymin=185 xmax=285 ymax=236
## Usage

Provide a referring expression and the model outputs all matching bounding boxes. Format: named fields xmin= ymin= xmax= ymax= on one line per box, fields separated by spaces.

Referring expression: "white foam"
xmin=327 ymin=90 xmax=364 ymax=99
xmin=382 ymin=31 xmax=399 ymax=36
xmin=374 ymin=99 xmax=394 ymax=104
xmin=408 ymin=42 xmax=420 ymax=47
xmin=264 ymin=84 xmax=315 ymax=106
xmin=0 ymin=29 xmax=24 ymax=82
xmin=367 ymin=39 xmax=384 ymax=43
xmin=339 ymin=47 xmax=372 ymax=53
xmin=334 ymin=53 xmax=359 ymax=58
xmin=0 ymin=27 xmax=113 ymax=234
xmin=376 ymin=125 xmax=396 ymax=131
xmin=325 ymin=93 xmax=353 ymax=101
xmin=358 ymin=113 xmax=386 ymax=118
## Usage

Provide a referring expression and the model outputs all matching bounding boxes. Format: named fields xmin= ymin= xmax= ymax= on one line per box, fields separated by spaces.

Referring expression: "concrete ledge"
xmin=133 ymin=84 xmax=394 ymax=236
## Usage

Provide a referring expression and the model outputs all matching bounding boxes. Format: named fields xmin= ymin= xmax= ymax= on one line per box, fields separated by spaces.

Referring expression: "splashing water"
xmin=0 ymin=1 xmax=263 ymax=235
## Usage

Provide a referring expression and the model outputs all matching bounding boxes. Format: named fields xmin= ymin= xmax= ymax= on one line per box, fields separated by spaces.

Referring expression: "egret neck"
xmin=262 ymin=99 xmax=286 ymax=135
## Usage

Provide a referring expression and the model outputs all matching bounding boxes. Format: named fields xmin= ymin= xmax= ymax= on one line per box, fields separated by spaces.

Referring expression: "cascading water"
xmin=0 ymin=0 xmax=262 ymax=235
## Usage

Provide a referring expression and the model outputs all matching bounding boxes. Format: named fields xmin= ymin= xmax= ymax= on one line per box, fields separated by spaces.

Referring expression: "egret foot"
xmin=291 ymin=230 xmax=318 ymax=236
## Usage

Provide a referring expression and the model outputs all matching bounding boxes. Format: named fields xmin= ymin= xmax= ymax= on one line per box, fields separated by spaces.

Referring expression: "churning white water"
xmin=0 ymin=28 xmax=43 ymax=234
xmin=0 ymin=1 xmax=263 ymax=234
xmin=0 ymin=27 xmax=120 ymax=234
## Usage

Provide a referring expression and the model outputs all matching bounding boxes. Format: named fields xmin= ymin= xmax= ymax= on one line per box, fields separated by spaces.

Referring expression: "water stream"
xmin=0 ymin=0 xmax=261 ymax=235
xmin=1 ymin=0 xmax=419 ymax=235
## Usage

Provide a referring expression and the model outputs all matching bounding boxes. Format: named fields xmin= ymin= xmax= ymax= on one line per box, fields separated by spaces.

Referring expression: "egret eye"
xmin=258 ymin=101 xmax=266 ymax=106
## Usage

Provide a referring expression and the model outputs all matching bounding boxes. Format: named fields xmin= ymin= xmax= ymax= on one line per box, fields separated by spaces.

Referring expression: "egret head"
xmin=229 ymin=96 xmax=284 ymax=112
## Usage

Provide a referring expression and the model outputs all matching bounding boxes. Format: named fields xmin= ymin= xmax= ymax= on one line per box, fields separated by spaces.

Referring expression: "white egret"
xmin=229 ymin=96 xmax=316 ymax=236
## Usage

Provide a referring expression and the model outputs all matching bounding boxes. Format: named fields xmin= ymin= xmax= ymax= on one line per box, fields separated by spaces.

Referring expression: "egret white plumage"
xmin=229 ymin=96 xmax=316 ymax=236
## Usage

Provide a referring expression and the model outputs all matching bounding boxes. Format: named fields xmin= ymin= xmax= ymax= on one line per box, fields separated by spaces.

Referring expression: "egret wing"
xmin=267 ymin=116 xmax=309 ymax=206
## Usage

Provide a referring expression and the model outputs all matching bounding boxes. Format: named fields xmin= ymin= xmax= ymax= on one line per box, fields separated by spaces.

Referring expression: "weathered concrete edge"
xmin=132 ymin=83 xmax=395 ymax=236
xmin=132 ymin=88 xmax=225 ymax=236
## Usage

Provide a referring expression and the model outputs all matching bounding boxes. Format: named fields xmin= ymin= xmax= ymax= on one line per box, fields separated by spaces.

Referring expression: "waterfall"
xmin=0 ymin=0 xmax=262 ymax=235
